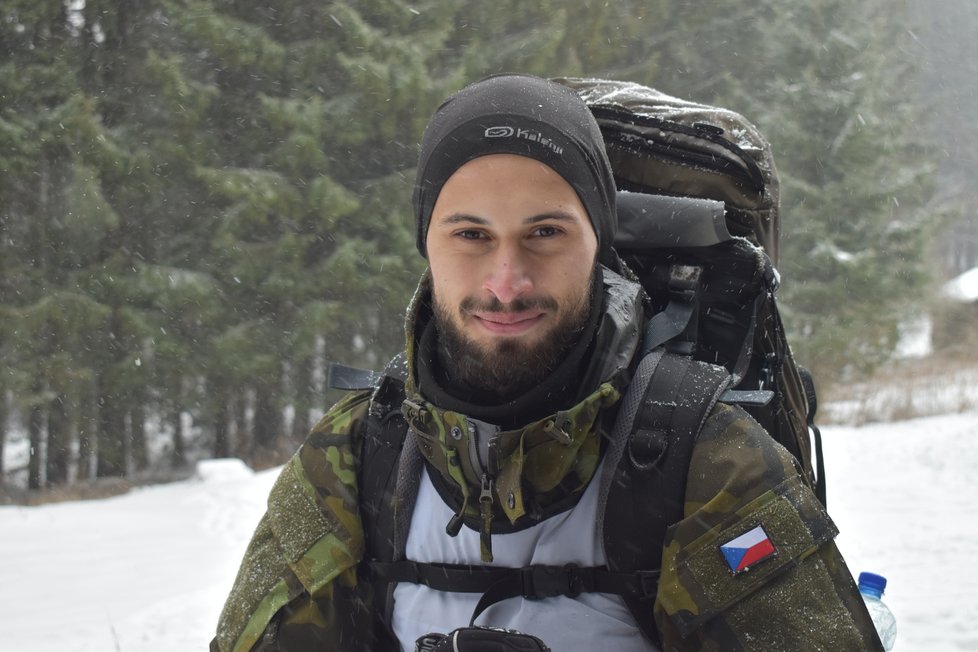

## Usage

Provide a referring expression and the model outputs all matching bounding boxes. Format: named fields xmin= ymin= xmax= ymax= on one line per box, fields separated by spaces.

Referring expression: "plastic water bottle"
xmin=858 ymin=572 xmax=896 ymax=650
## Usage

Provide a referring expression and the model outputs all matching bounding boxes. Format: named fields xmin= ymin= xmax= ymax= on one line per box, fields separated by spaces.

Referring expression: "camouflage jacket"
xmin=212 ymin=271 xmax=883 ymax=652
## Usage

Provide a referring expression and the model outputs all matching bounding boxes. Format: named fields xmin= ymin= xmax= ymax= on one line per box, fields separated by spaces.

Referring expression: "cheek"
xmin=429 ymin=257 xmax=470 ymax=306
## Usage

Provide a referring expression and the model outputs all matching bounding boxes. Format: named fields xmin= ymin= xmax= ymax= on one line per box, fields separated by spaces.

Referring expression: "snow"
xmin=824 ymin=411 xmax=978 ymax=652
xmin=943 ymin=267 xmax=978 ymax=303
xmin=0 ymin=461 xmax=278 ymax=652
xmin=894 ymin=315 xmax=933 ymax=359
xmin=2 ymin=413 xmax=978 ymax=651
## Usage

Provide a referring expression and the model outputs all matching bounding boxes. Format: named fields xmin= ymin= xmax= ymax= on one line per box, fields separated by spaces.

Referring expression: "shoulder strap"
xmin=602 ymin=350 xmax=731 ymax=646
xmin=333 ymin=354 xmax=413 ymax=639
xmin=359 ymin=374 xmax=408 ymax=562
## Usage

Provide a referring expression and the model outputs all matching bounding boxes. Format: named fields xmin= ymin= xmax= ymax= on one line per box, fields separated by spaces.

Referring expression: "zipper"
xmin=476 ymin=433 xmax=504 ymax=562
xmin=479 ymin=473 xmax=495 ymax=562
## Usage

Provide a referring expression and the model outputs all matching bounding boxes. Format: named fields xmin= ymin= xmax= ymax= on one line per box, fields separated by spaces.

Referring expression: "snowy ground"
xmin=2 ymin=411 xmax=977 ymax=651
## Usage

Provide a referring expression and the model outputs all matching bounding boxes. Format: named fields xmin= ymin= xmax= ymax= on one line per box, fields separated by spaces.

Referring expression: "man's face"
xmin=425 ymin=154 xmax=599 ymax=399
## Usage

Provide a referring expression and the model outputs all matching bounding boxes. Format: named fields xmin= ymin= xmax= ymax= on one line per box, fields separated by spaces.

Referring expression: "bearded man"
xmin=212 ymin=74 xmax=883 ymax=652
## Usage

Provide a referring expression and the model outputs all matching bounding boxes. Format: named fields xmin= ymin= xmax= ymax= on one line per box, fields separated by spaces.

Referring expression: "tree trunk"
xmin=0 ymin=388 xmax=7 ymax=479
xmin=172 ymin=405 xmax=186 ymax=467
xmin=28 ymin=379 xmax=45 ymax=490
xmin=130 ymin=402 xmax=148 ymax=472
xmin=234 ymin=390 xmax=250 ymax=456
xmin=76 ymin=385 xmax=96 ymax=482
xmin=96 ymin=382 xmax=127 ymax=478
xmin=291 ymin=356 xmax=313 ymax=440
xmin=212 ymin=377 xmax=231 ymax=459
xmin=252 ymin=386 xmax=279 ymax=451
xmin=45 ymin=393 xmax=70 ymax=486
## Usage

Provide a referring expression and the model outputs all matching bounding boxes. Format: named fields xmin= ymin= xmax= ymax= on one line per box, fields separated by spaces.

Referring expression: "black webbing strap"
xmin=366 ymin=560 xmax=659 ymax=626
xmin=353 ymin=352 xmax=412 ymax=640
xmin=798 ymin=366 xmax=827 ymax=507
xmin=640 ymin=265 xmax=702 ymax=357
xmin=727 ymin=246 xmax=776 ymax=387
xmin=603 ymin=351 xmax=731 ymax=647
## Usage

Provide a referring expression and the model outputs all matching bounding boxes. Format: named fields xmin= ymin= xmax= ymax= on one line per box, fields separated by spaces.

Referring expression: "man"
xmin=212 ymin=74 xmax=882 ymax=651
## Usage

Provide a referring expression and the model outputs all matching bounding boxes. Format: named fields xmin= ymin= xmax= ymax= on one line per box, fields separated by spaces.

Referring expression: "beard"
xmin=432 ymin=269 xmax=598 ymax=402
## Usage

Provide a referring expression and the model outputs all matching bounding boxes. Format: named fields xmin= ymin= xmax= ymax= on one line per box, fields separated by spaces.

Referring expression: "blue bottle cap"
xmin=858 ymin=571 xmax=887 ymax=596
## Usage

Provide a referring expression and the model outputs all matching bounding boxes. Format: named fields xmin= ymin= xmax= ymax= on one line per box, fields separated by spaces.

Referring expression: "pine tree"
xmin=0 ymin=1 xmax=116 ymax=486
xmin=651 ymin=0 xmax=940 ymax=381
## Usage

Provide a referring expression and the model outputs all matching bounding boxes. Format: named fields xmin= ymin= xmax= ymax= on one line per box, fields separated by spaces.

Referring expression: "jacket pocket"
xmin=658 ymin=473 xmax=838 ymax=637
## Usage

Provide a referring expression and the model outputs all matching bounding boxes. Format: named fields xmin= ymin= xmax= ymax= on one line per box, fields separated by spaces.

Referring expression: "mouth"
xmin=471 ymin=310 xmax=546 ymax=335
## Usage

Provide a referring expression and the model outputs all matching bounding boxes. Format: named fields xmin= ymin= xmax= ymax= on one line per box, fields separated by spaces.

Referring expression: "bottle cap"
xmin=858 ymin=571 xmax=887 ymax=596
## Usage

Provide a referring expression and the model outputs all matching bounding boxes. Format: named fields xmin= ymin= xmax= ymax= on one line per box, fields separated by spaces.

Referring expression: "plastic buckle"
xmin=636 ymin=570 xmax=661 ymax=600
xmin=668 ymin=265 xmax=702 ymax=301
xmin=520 ymin=564 xmax=584 ymax=599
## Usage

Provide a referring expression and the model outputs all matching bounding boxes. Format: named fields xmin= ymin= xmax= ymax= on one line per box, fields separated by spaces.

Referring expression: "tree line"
xmin=0 ymin=0 xmax=941 ymax=489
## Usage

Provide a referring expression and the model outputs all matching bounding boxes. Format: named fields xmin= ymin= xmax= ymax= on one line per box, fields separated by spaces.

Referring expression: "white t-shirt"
xmin=392 ymin=460 xmax=658 ymax=651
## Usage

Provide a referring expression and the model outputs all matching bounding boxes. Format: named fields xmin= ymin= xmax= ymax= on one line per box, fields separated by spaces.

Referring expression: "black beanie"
xmin=413 ymin=74 xmax=617 ymax=260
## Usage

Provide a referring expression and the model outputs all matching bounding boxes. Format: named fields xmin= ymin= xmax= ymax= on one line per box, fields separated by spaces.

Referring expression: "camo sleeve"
xmin=653 ymin=402 xmax=884 ymax=652
xmin=211 ymin=390 xmax=376 ymax=652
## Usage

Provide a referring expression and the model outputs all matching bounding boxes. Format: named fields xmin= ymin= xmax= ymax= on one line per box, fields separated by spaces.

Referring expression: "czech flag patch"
xmin=720 ymin=524 xmax=777 ymax=574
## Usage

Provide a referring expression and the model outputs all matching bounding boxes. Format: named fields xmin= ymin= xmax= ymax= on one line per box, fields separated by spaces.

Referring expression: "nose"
xmin=483 ymin=245 xmax=533 ymax=305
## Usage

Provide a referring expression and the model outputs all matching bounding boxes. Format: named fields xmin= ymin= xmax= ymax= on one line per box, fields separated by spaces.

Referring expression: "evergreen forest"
xmin=1 ymin=0 xmax=972 ymax=489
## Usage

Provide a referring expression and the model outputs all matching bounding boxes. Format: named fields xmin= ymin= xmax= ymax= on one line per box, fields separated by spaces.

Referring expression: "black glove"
xmin=416 ymin=625 xmax=551 ymax=651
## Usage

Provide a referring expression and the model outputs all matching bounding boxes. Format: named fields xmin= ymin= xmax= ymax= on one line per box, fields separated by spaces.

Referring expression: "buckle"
xmin=635 ymin=570 xmax=661 ymax=600
xmin=520 ymin=564 xmax=586 ymax=600
xmin=668 ymin=264 xmax=702 ymax=300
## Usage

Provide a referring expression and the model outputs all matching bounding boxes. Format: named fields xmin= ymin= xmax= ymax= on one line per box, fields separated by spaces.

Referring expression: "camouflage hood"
xmin=400 ymin=267 xmax=646 ymax=561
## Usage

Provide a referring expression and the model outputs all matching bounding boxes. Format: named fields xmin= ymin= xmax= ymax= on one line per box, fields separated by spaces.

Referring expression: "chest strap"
xmin=366 ymin=560 xmax=659 ymax=626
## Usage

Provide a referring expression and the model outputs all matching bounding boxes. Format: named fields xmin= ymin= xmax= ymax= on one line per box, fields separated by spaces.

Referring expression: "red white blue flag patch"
xmin=720 ymin=524 xmax=776 ymax=573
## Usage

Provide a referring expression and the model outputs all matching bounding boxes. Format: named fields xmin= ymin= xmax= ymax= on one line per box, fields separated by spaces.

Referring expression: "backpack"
xmin=325 ymin=78 xmax=825 ymax=648
xmin=556 ymin=77 xmax=824 ymax=505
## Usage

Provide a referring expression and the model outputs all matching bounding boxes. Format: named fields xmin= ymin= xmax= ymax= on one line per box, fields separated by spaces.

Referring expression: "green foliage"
xmin=0 ymin=0 xmax=946 ymax=485
xmin=649 ymin=0 xmax=940 ymax=382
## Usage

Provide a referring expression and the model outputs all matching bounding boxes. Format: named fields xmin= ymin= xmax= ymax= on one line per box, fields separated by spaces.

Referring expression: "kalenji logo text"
xmin=484 ymin=126 xmax=564 ymax=155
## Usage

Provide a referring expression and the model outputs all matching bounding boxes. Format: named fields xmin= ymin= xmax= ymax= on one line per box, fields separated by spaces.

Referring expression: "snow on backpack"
xmin=555 ymin=77 xmax=825 ymax=505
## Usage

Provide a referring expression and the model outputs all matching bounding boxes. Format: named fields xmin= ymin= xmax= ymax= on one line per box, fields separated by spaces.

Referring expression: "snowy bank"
xmin=2 ymin=413 xmax=977 ymax=651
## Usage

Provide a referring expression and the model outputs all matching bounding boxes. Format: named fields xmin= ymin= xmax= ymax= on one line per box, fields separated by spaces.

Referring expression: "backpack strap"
xmin=797 ymin=366 xmax=827 ymax=506
xmin=366 ymin=561 xmax=660 ymax=627
xmin=640 ymin=265 xmax=702 ymax=357
xmin=328 ymin=354 xmax=413 ymax=643
xmin=601 ymin=350 xmax=731 ymax=646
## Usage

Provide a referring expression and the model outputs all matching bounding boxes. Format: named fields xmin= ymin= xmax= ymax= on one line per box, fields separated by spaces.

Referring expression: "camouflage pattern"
xmin=211 ymin=390 xmax=379 ymax=652
xmin=213 ymin=268 xmax=882 ymax=651
xmin=405 ymin=382 xmax=620 ymax=561
xmin=653 ymin=402 xmax=883 ymax=651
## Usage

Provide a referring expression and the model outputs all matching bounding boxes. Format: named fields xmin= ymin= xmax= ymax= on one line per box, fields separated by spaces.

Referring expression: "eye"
xmin=455 ymin=229 xmax=486 ymax=240
xmin=532 ymin=225 xmax=562 ymax=238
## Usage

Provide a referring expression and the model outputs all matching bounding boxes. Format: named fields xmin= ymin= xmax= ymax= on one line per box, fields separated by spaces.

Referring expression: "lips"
xmin=471 ymin=310 xmax=545 ymax=335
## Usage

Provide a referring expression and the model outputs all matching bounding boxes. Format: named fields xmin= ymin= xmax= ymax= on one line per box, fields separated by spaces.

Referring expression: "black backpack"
xmin=556 ymin=77 xmax=824 ymax=505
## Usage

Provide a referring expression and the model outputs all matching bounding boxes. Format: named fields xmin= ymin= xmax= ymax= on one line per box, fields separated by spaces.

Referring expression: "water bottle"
xmin=858 ymin=572 xmax=896 ymax=650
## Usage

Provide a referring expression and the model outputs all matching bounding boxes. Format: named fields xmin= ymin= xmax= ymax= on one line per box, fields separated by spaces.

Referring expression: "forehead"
xmin=432 ymin=154 xmax=591 ymax=223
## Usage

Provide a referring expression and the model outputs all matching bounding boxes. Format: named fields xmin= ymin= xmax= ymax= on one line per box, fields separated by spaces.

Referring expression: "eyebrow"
xmin=436 ymin=211 xmax=581 ymax=226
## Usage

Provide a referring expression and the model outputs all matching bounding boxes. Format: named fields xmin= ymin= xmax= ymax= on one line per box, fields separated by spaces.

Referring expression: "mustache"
xmin=459 ymin=295 xmax=559 ymax=314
